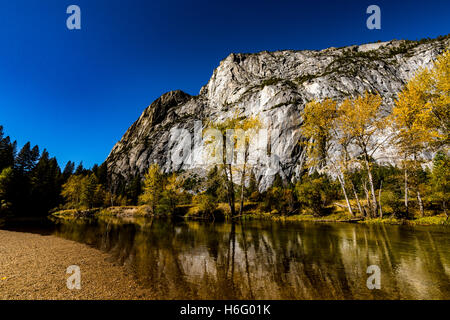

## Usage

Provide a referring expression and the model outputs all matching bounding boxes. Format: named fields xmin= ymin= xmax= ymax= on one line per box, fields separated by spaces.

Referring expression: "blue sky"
xmin=0 ymin=0 xmax=449 ymax=168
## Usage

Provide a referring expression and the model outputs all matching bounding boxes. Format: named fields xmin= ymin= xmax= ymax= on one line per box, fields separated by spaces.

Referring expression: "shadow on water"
xmin=2 ymin=216 xmax=449 ymax=299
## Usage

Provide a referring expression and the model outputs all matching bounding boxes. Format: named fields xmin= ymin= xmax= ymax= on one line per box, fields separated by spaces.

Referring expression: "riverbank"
xmin=0 ymin=230 xmax=154 ymax=300
xmin=243 ymin=212 xmax=450 ymax=226
xmin=52 ymin=205 xmax=450 ymax=226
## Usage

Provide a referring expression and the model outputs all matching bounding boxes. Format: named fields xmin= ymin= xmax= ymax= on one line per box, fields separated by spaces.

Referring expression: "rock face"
xmin=105 ymin=36 xmax=449 ymax=191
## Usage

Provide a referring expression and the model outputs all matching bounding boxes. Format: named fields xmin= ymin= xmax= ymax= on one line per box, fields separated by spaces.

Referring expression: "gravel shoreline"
xmin=0 ymin=230 xmax=154 ymax=300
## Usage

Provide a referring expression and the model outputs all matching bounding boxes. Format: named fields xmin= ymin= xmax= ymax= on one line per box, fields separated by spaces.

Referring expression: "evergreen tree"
xmin=126 ymin=173 xmax=142 ymax=205
xmin=81 ymin=174 xmax=100 ymax=209
xmin=246 ymin=169 xmax=259 ymax=200
xmin=15 ymin=142 xmax=39 ymax=172
xmin=74 ymin=162 xmax=85 ymax=175
xmin=30 ymin=150 xmax=62 ymax=214
xmin=0 ymin=127 xmax=16 ymax=171
xmin=205 ymin=166 xmax=221 ymax=198
xmin=95 ymin=163 xmax=108 ymax=186
xmin=0 ymin=167 xmax=14 ymax=214
xmin=62 ymin=161 xmax=75 ymax=181
xmin=0 ymin=126 xmax=68 ymax=216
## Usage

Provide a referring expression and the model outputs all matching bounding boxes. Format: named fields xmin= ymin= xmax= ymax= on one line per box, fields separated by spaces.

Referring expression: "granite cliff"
xmin=105 ymin=36 xmax=449 ymax=191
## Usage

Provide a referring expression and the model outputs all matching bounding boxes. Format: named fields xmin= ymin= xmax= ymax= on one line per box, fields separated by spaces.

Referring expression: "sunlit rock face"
xmin=105 ymin=36 xmax=449 ymax=191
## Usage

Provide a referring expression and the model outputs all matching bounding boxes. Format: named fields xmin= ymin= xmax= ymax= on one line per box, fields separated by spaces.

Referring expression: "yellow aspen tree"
xmin=163 ymin=173 xmax=184 ymax=213
xmin=391 ymin=67 xmax=437 ymax=216
xmin=429 ymin=48 xmax=450 ymax=146
xmin=208 ymin=115 xmax=260 ymax=218
xmin=301 ymin=99 xmax=337 ymax=167
xmin=61 ymin=175 xmax=85 ymax=208
xmin=391 ymin=48 xmax=449 ymax=217
xmin=235 ymin=117 xmax=261 ymax=216
xmin=334 ymin=110 xmax=366 ymax=217
xmin=338 ymin=92 xmax=385 ymax=217
xmin=139 ymin=163 xmax=164 ymax=214
xmin=301 ymin=99 xmax=355 ymax=216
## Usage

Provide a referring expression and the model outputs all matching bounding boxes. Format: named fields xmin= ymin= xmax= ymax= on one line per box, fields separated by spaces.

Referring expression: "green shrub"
xmin=261 ymin=78 xmax=282 ymax=87
xmin=295 ymin=176 xmax=334 ymax=216
xmin=260 ymin=186 xmax=297 ymax=215
xmin=380 ymin=190 xmax=403 ymax=217
xmin=194 ymin=194 xmax=217 ymax=218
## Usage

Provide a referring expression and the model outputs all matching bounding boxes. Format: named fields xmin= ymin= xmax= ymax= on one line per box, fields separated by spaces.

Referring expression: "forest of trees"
xmin=0 ymin=131 xmax=65 ymax=216
xmin=0 ymin=128 xmax=118 ymax=216
xmin=1 ymin=49 xmax=448 ymax=222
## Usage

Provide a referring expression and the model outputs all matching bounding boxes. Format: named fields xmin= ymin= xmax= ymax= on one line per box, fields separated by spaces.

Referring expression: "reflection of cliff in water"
xmin=51 ymin=217 xmax=450 ymax=299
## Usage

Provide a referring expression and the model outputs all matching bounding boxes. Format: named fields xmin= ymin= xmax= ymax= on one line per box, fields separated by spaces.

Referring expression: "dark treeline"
xmin=0 ymin=125 xmax=112 ymax=216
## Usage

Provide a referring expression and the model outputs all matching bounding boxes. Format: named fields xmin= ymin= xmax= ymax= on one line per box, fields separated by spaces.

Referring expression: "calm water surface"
xmin=3 ymin=217 xmax=450 ymax=299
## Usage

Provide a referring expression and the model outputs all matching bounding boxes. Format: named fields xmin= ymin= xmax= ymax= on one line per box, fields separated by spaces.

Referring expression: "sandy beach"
xmin=0 ymin=230 xmax=153 ymax=300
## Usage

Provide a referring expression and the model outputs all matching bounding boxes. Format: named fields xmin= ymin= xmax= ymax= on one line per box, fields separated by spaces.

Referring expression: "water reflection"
xmin=49 ymin=217 xmax=450 ymax=299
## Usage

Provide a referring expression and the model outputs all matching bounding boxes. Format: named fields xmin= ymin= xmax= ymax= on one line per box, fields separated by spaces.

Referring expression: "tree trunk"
xmin=222 ymin=133 xmax=236 ymax=218
xmin=351 ymin=182 xmax=364 ymax=216
xmin=364 ymin=153 xmax=378 ymax=218
xmin=413 ymin=155 xmax=424 ymax=218
xmin=228 ymin=164 xmax=236 ymax=217
xmin=378 ymin=180 xmax=383 ymax=218
xmin=417 ymin=190 xmax=424 ymax=217
xmin=337 ymin=173 xmax=354 ymax=216
xmin=444 ymin=201 xmax=448 ymax=220
xmin=342 ymin=146 xmax=363 ymax=217
xmin=239 ymin=145 xmax=249 ymax=216
xmin=238 ymin=169 xmax=245 ymax=216
xmin=363 ymin=180 xmax=372 ymax=218
xmin=404 ymin=166 xmax=409 ymax=216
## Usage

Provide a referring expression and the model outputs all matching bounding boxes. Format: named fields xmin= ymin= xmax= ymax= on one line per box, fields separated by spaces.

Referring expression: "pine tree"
xmin=95 ymin=163 xmax=108 ymax=186
xmin=74 ymin=162 xmax=85 ymax=175
xmin=81 ymin=174 xmax=100 ymax=209
xmin=15 ymin=142 xmax=39 ymax=172
xmin=62 ymin=161 xmax=75 ymax=181
xmin=0 ymin=167 xmax=14 ymax=214
xmin=247 ymin=170 xmax=258 ymax=199
xmin=30 ymin=150 xmax=62 ymax=213
xmin=0 ymin=128 xmax=16 ymax=172
xmin=126 ymin=173 xmax=142 ymax=205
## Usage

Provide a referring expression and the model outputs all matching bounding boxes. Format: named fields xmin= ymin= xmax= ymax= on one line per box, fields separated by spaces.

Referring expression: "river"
xmin=2 ymin=216 xmax=449 ymax=299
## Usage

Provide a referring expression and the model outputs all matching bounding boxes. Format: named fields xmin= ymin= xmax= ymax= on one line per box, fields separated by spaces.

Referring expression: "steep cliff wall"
xmin=105 ymin=36 xmax=449 ymax=190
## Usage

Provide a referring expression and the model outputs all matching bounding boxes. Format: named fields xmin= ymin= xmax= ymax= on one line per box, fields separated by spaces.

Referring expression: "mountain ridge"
xmin=105 ymin=35 xmax=449 ymax=191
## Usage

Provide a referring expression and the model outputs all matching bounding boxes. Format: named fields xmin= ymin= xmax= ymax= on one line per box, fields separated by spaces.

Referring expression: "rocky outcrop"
xmin=105 ymin=36 xmax=449 ymax=191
